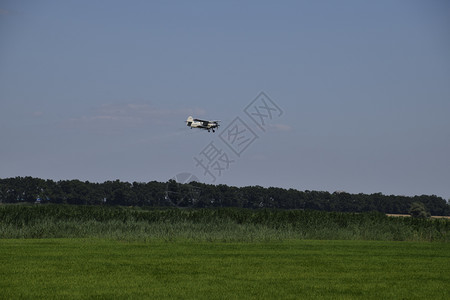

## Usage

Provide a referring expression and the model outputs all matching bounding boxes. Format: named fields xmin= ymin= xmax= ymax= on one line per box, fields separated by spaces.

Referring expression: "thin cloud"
xmin=0 ymin=9 xmax=11 ymax=15
xmin=68 ymin=103 xmax=207 ymax=132
xmin=94 ymin=103 xmax=206 ymax=124
xmin=268 ymin=123 xmax=292 ymax=132
xmin=250 ymin=154 xmax=268 ymax=161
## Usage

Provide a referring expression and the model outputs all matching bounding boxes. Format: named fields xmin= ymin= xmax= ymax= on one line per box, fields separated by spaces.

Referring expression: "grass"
xmin=0 ymin=239 xmax=449 ymax=299
xmin=1 ymin=205 xmax=449 ymax=298
xmin=1 ymin=205 xmax=449 ymax=242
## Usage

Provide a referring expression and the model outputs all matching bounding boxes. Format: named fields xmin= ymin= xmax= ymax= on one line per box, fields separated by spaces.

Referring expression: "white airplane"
xmin=186 ymin=116 xmax=220 ymax=132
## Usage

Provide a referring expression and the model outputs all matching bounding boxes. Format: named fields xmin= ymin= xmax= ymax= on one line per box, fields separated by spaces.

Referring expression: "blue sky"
xmin=1 ymin=1 xmax=449 ymax=199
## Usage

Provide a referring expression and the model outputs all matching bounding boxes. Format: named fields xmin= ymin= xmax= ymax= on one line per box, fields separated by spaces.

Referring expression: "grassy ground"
xmin=1 ymin=239 xmax=449 ymax=299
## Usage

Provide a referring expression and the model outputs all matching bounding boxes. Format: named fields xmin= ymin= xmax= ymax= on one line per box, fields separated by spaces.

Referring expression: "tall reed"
xmin=0 ymin=205 xmax=448 ymax=242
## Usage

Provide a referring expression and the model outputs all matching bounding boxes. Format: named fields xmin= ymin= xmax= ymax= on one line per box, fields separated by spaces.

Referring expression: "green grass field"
xmin=1 ymin=239 xmax=449 ymax=299
xmin=1 ymin=205 xmax=449 ymax=298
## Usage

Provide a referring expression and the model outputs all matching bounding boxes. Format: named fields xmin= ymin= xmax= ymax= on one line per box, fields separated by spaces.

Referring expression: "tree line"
xmin=0 ymin=176 xmax=449 ymax=216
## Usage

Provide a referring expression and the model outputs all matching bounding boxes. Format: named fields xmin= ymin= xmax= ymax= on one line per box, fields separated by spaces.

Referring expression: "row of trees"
xmin=0 ymin=177 xmax=449 ymax=215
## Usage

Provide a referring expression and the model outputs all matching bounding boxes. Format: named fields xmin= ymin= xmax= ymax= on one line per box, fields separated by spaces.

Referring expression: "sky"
xmin=1 ymin=0 xmax=449 ymax=199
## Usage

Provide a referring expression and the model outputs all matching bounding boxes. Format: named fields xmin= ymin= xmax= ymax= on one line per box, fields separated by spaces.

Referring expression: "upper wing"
xmin=193 ymin=119 xmax=210 ymax=127
xmin=193 ymin=118 xmax=209 ymax=123
xmin=192 ymin=118 xmax=220 ymax=128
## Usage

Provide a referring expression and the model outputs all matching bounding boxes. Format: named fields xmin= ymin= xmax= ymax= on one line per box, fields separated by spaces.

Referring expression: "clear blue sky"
xmin=1 ymin=1 xmax=449 ymax=199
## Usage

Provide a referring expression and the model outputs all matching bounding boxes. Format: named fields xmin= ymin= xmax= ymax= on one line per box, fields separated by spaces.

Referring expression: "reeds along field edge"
xmin=0 ymin=205 xmax=448 ymax=242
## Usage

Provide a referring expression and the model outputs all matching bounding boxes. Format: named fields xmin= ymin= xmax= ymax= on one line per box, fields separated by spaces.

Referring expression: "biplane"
xmin=186 ymin=116 xmax=220 ymax=132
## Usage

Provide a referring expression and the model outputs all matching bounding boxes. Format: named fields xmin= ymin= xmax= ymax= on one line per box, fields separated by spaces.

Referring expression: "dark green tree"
xmin=409 ymin=202 xmax=430 ymax=218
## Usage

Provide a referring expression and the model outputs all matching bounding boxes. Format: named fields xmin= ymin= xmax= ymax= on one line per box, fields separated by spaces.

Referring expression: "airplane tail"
xmin=186 ymin=116 xmax=193 ymax=126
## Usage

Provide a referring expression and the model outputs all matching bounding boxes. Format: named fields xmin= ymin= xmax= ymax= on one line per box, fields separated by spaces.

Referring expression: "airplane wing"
xmin=193 ymin=118 xmax=209 ymax=122
xmin=193 ymin=119 xmax=210 ymax=126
